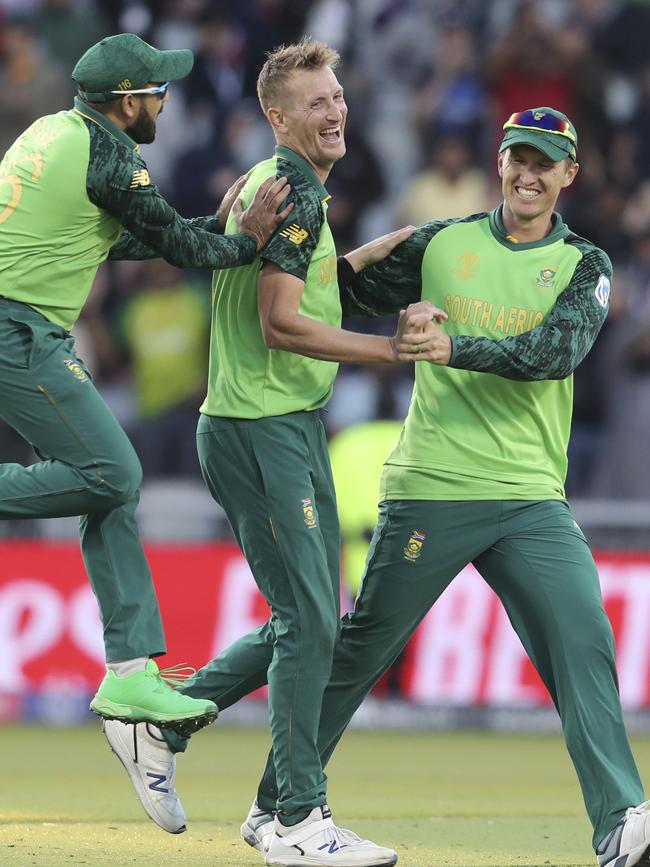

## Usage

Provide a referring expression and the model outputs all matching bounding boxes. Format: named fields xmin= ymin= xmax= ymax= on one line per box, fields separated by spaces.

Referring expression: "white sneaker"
xmin=102 ymin=719 xmax=186 ymax=834
xmin=597 ymin=801 xmax=650 ymax=866
xmin=264 ymin=805 xmax=398 ymax=866
xmin=241 ymin=800 xmax=276 ymax=852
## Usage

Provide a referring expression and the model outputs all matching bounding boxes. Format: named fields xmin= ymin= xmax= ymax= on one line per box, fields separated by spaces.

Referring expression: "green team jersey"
xmin=0 ymin=97 xmax=257 ymax=330
xmin=340 ymin=207 xmax=611 ymax=501
xmin=201 ymin=146 xmax=340 ymax=419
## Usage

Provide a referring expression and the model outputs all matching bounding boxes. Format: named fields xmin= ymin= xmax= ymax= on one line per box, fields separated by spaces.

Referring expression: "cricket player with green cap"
xmin=110 ymin=105 xmax=650 ymax=866
xmin=0 ymin=32 xmax=291 ymax=737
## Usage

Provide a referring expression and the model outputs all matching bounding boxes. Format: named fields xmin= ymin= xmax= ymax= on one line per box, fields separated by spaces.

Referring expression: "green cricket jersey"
xmin=0 ymin=98 xmax=257 ymax=330
xmin=201 ymin=146 xmax=340 ymax=419
xmin=340 ymin=208 xmax=611 ymax=500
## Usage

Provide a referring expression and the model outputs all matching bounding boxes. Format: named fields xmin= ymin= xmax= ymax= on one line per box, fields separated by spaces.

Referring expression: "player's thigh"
xmin=346 ymin=499 xmax=498 ymax=659
xmin=197 ymin=413 xmax=338 ymax=627
xmin=0 ymin=309 xmax=138 ymax=473
xmin=475 ymin=500 xmax=613 ymax=653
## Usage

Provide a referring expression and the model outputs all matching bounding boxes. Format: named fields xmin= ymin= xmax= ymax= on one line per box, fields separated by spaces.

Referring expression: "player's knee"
xmin=306 ymin=609 xmax=339 ymax=656
xmin=92 ymin=445 xmax=143 ymax=505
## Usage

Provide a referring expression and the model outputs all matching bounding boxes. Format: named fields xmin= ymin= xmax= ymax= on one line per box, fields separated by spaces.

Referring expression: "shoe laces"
xmin=157 ymin=664 xmax=197 ymax=688
xmin=626 ymin=800 xmax=650 ymax=818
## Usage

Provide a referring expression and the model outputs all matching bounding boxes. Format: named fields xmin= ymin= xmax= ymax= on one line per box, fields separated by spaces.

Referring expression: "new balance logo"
xmin=279 ymin=223 xmax=309 ymax=244
xmin=318 ymin=841 xmax=340 ymax=854
xmin=146 ymin=772 xmax=169 ymax=793
xmin=130 ymin=168 xmax=151 ymax=188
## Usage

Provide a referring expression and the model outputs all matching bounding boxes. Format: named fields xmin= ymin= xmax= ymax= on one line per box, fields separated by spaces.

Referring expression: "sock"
xmin=106 ymin=657 xmax=148 ymax=677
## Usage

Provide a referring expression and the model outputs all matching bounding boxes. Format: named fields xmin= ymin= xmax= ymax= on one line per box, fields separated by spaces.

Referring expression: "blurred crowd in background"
xmin=2 ymin=0 xmax=650 ymax=502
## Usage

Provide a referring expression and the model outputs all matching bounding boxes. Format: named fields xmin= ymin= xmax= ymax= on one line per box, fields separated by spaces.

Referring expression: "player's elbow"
xmin=260 ymin=311 xmax=294 ymax=349
xmin=261 ymin=324 xmax=284 ymax=349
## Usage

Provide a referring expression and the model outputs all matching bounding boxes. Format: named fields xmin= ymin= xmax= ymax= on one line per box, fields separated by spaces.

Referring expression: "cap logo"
xmin=117 ymin=79 xmax=132 ymax=91
xmin=533 ymin=111 xmax=546 ymax=121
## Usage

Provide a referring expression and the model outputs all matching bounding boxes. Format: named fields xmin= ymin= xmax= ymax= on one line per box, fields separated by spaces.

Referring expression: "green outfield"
xmin=1 ymin=723 xmax=648 ymax=866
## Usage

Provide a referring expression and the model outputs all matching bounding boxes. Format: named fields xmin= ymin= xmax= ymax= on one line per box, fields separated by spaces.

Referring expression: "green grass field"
xmin=2 ymin=723 xmax=648 ymax=866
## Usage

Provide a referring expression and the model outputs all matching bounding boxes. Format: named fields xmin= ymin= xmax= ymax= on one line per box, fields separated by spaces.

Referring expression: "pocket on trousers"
xmin=6 ymin=312 xmax=37 ymax=369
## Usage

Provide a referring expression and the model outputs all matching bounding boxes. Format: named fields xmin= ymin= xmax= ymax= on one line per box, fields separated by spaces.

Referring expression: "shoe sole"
xmin=90 ymin=700 xmax=218 ymax=736
xmin=103 ymin=722 xmax=187 ymax=835
xmin=265 ymin=858 xmax=397 ymax=867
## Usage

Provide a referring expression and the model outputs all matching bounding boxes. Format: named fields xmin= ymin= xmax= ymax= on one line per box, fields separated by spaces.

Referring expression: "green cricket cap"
xmin=499 ymin=107 xmax=578 ymax=162
xmin=72 ymin=33 xmax=193 ymax=102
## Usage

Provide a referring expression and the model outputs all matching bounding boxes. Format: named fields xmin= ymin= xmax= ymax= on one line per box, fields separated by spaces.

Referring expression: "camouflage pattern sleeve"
xmin=340 ymin=217 xmax=482 ymax=316
xmin=260 ymin=163 xmax=323 ymax=280
xmin=85 ymin=121 xmax=257 ymax=269
xmin=107 ymin=216 xmax=222 ymax=261
xmin=450 ymin=242 xmax=612 ymax=381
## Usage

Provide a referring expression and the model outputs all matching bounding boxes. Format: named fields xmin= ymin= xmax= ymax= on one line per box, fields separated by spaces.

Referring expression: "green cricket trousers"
xmin=173 ymin=497 xmax=643 ymax=849
xmin=186 ymin=410 xmax=341 ymax=823
xmin=0 ymin=299 xmax=165 ymax=661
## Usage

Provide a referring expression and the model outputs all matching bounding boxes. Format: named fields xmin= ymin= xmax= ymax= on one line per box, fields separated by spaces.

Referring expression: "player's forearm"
xmin=108 ymin=216 xmax=222 ymax=261
xmin=94 ymin=181 xmax=258 ymax=268
xmin=126 ymin=212 xmax=258 ymax=269
xmin=108 ymin=229 xmax=160 ymax=261
xmin=449 ymin=326 xmax=586 ymax=381
xmin=337 ymin=256 xmax=420 ymax=318
xmin=262 ymin=311 xmax=395 ymax=363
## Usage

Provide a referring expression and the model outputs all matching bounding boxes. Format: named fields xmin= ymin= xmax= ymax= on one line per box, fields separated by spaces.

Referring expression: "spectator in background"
xmin=486 ymin=0 xmax=580 ymax=143
xmin=236 ymin=0 xmax=308 ymax=97
xmin=31 ymin=0 xmax=111 ymax=76
xmin=170 ymin=97 xmax=274 ymax=218
xmin=397 ymin=132 xmax=492 ymax=225
xmin=590 ymin=229 xmax=650 ymax=499
xmin=0 ymin=18 xmax=68 ymax=156
xmin=412 ymin=10 xmax=485 ymax=151
xmin=116 ymin=260 xmax=211 ymax=478
xmin=328 ymin=419 xmax=403 ymax=596
xmin=350 ymin=0 xmax=437 ymax=204
xmin=325 ymin=119 xmax=386 ymax=251
xmin=182 ymin=11 xmax=246 ymax=140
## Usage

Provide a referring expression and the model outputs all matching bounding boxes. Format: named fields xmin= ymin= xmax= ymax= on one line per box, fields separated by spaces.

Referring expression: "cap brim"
xmin=152 ymin=48 xmax=194 ymax=82
xmin=499 ymin=130 xmax=575 ymax=162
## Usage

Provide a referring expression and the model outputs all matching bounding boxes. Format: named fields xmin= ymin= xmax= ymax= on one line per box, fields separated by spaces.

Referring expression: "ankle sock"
xmin=106 ymin=657 xmax=148 ymax=677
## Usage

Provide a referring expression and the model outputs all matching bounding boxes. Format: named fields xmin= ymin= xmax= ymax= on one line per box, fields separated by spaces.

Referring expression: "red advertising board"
xmin=2 ymin=542 xmax=650 ymax=717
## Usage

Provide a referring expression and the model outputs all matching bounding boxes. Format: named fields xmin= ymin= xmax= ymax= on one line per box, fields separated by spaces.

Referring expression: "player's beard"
xmin=125 ymin=102 xmax=157 ymax=144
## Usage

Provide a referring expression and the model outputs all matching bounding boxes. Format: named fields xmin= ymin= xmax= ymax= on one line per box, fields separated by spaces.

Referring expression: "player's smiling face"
xmin=499 ymin=144 xmax=578 ymax=230
xmin=273 ymin=66 xmax=347 ymax=181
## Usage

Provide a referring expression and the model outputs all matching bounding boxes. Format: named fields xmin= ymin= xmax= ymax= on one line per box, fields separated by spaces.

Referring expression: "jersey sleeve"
xmin=338 ymin=223 xmax=440 ymax=316
xmin=449 ymin=244 xmax=612 ymax=381
xmin=259 ymin=172 xmax=323 ymax=281
xmin=85 ymin=122 xmax=256 ymax=269
xmin=107 ymin=216 xmax=222 ymax=261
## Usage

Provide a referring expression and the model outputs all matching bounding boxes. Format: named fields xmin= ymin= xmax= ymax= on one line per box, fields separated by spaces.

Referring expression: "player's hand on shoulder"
xmin=234 ymin=176 xmax=294 ymax=251
xmin=343 ymin=225 xmax=416 ymax=273
xmin=215 ymin=173 xmax=249 ymax=233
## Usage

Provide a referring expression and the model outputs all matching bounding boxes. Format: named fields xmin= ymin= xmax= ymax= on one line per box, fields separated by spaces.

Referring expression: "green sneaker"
xmin=90 ymin=660 xmax=218 ymax=735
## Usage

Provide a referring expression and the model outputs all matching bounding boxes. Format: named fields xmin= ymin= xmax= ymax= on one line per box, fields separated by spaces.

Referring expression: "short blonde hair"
xmin=257 ymin=37 xmax=340 ymax=113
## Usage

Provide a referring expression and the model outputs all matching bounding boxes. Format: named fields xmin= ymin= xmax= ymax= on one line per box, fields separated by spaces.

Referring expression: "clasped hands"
xmin=390 ymin=301 xmax=451 ymax=364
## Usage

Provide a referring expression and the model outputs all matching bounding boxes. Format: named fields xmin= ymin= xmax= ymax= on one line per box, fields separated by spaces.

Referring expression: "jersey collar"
xmin=489 ymin=204 xmax=571 ymax=250
xmin=275 ymin=146 xmax=330 ymax=202
xmin=73 ymin=97 xmax=139 ymax=151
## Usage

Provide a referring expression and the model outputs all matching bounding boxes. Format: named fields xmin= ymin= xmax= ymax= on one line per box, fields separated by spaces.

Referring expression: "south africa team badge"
xmin=301 ymin=497 xmax=317 ymax=528
xmin=404 ymin=529 xmax=426 ymax=562
xmin=62 ymin=358 xmax=88 ymax=383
